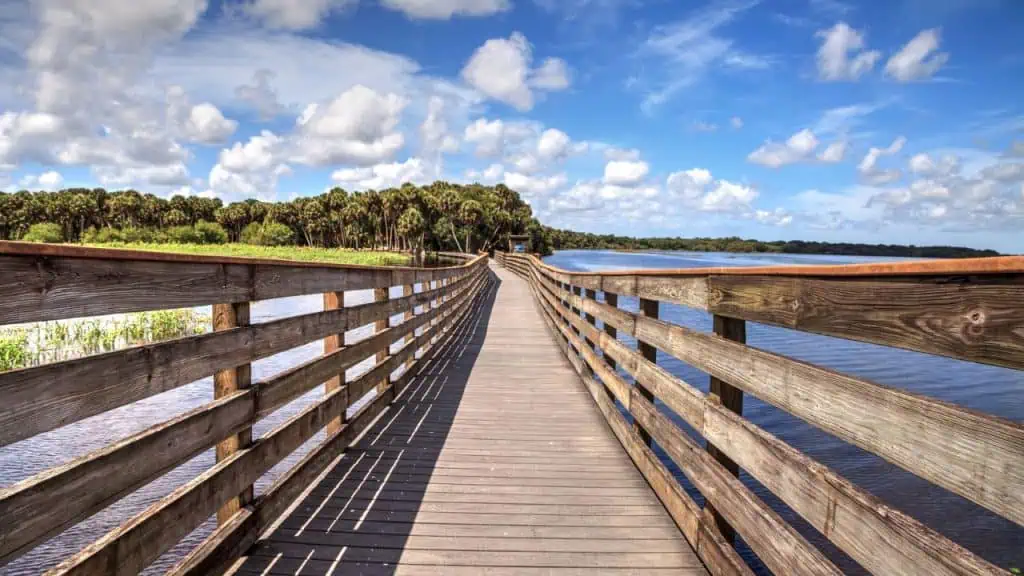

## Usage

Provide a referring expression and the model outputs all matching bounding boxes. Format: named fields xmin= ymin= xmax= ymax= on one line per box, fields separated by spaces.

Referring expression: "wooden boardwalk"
xmin=232 ymin=263 xmax=705 ymax=575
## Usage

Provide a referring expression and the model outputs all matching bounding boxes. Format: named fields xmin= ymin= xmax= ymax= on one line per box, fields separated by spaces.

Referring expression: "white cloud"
xmin=639 ymin=2 xmax=767 ymax=112
xmin=755 ymin=207 xmax=793 ymax=226
xmin=504 ymin=171 xmax=568 ymax=198
xmin=380 ymin=0 xmax=510 ymax=19
xmin=730 ymin=116 xmax=743 ymax=129
xmin=816 ymin=22 xmax=881 ymax=81
xmin=292 ymin=84 xmax=407 ymax=166
xmin=241 ymin=0 xmax=355 ymax=30
xmin=464 ymin=118 xmax=510 ymax=157
xmin=531 ymin=58 xmax=572 ymax=91
xmin=420 ymin=96 xmax=460 ymax=154
xmin=331 ymin=157 xmax=429 ymax=189
xmin=818 ymin=140 xmax=847 ymax=163
xmin=603 ymin=146 xmax=641 ymax=161
xmin=461 ymin=32 xmax=571 ymax=111
xmin=909 ymin=153 xmax=960 ymax=177
xmin=747 ymin=128 xmax=820 ymax=167
xmin=813 ymin=102 xmax=884 ymax=135
xmin=664 ymin=168 xmax=760 ymax=214
xmin=465 ymin=163 xmax=505 ymax=183
xmin=603 ymin=160 xmax=649 ymax=186
xmin=19 ymin=170 xmax=64 ymax=190
xmin=209 ymin=130 xmax=290 ymax=200
xmin=858 ymin=136 xmax=906 ymax=184
xmin=182 ymin=103 xmax=238 ymax=144
xmin=234 ymin=69 xmax=286 ymax=120
xmin=885 ymin=29 xmax=949 ymax=82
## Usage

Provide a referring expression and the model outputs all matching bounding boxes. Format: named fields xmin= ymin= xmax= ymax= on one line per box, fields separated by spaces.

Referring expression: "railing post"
xmin=323 ymin=291 xmax=346 ymax=435
xmin=570 ymin=286 xmax=583 ymax=338
xmin=212 ymin=302 xmax=253 ymax=525
xmin=705 ymin=314 xmax=746 ymax=543
xmin=635 ymin=298 xmax=658 ymax=446
xmin=602 ymin=292 xmax=618 ymax=370
xmin=583 ymin=288 xmax=597 ymax=350
xmin=402 ymin=283 xmax=415 ymax=373
xmin=374 ymin=287 xmax=390 ymax=394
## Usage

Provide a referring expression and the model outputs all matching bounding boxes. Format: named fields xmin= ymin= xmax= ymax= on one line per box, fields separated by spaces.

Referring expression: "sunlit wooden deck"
xmin=231 ymin=263 xmax=706 ymax=575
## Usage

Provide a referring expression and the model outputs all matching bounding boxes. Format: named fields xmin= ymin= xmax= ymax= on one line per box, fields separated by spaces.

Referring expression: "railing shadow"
xmin=233 ymin=268 xmax=501 ymax=575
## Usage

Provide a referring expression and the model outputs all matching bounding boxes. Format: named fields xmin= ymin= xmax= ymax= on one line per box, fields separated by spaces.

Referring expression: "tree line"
xmin=535 ymin=227 xmax=1001 ymax=258
xmin=0 ymin=183 xmax=1001 ymax=258
xmin=0 ymin=183 xmax=540 ymax=262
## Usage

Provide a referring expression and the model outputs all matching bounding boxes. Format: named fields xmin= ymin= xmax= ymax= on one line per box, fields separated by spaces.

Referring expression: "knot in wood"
xmin=964 ymin=308 xmax=987 ymax=338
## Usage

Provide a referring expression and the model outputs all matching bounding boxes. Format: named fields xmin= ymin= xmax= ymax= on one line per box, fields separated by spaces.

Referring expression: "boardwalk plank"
xmin=232 ymin=263 xmax=704 ymax=575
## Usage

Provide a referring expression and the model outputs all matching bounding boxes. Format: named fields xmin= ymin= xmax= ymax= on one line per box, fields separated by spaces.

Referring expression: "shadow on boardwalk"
xmin=234 ymin=271 xmax=501 ymax=575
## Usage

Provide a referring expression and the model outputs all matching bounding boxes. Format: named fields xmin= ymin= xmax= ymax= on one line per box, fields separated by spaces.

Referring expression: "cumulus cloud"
xmin=817 ymin=140 xmax=847 ymax=163
xmin=292 ymin=84 xmax=407 ymax=166
xmin=461 ymin=32 xmax=571 ymax=111
xmin=816 ymin=22 xmax=881 ymax=81
xmin=182 ymin=103 xmax=238 ymax=144
xmin=380 ymin=0 xmax=510 ymax=19
xmin=885 ymin=29 xmax=949 ymax=82
xmin=19 ymin=170 xmax=64 ymax=190
xmin=331 ymin=157 xmax=429 ymax=189
xmin=665 ymin=168 xmax=763 ymax=215
xmin=747 ymin=129 xmax=819 ymax=167
xmin=908 ymin=153 xmax=959 ymax=178
xmin=504 ymin=171 xmax=568 ymax=198
xmin=234 ymin=69 xmax=286 ymax=120
xmin=465 ymin=163 xmax=505 ymax=183
xmin=208 ymin=130 xmax=291 ymax=200
xmin=858 ymin=136 xmax=906 ymax=185
xmin=603 ymin=160 xmax=649 ymax=186
xmin=241 ymin=0 xmax=356 ymax=30
xmin=420 ymin=96 xmax=460 ymax=155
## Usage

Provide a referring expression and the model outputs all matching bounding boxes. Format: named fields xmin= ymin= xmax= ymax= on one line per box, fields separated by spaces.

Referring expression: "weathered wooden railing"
xmin=495 ymin=250 xmax=1023 ymax=576
xmin=0 ymin=242 xmax=490 ymax=575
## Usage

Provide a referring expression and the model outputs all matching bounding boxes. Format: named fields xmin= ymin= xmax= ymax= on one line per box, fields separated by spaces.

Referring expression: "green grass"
xmin=82 ymin=242 xmax=412 ymax=267
xmin=0 ymin=309 xmax=209 ymax=372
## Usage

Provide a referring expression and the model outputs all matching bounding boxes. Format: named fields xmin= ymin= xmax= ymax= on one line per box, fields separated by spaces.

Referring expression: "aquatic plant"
xmin=0 ymin=309 xmax=210 ymax=372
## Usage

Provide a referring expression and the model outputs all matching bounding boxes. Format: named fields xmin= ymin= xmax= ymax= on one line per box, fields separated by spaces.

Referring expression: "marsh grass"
xmin=82 ymin=242 xmax=411 ymax=267
xmin=0 ymin=309 xmax=209 ymax=372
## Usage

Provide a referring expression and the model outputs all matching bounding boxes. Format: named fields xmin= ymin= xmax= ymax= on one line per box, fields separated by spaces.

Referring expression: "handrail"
xmin=495 ymin=250 xmax=1021 ymax=576
xmin=0 ymin=244 xmax=491 ymax=574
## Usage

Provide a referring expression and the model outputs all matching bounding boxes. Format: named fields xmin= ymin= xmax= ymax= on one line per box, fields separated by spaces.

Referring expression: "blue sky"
xmin=1 ymin=0 xmax=1022 ymax=251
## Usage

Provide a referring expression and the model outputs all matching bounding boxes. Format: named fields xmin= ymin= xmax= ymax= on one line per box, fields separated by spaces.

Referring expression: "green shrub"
xmin=166 ymin=225 xmax=204 ymax=244
xmin=259 ymin=221 xmax=294 ymax=246
xmin=21 ymin=223 xmax=64 ymax=243
xmin=240 ymin=222 xmax=263 ymax=245
xmin=194 ymin=220 xmax=228 ymax=244
xmin=241 ymin=221 xmax=293 ymax=246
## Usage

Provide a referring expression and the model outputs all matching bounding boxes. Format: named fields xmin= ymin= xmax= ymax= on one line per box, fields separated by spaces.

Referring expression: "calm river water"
xmin=544 ymin=250 xmax=1023 ymax=574
xmin=1 ymin=250 xmax=1020 ymax=575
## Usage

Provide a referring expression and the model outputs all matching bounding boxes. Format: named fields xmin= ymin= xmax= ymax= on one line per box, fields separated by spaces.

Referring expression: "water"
xmin=544 ymin=250 xmax=1024 ymax=574
xmin=0 ymin=284 xmax=432 ymax=576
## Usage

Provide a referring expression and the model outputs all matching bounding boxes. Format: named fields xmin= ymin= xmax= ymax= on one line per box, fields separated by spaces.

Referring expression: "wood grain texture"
xmin=48 ymin=386 xmax=352 ymax=576
xmin=324 ymin=291 xmax=346 ymax=435
xmin=0 ymin=251 xmax=486 ymax=325
xmin=0 ymin=392 xmax=253 ymax=567
xmin=530 ymin=276 xmax=749 ymax=576
xmin=705 ymin=314 xmax=744 ymax=543
xmin=227 ymin=263 xmax=705 ymax=576
xmin=214 ymin=302 xmax=254 ymax=526
xmin=708 ymin=274 xmax=1024 ymax=370
xmin=632 ymin=314 xmax=1024 ymax=528
xmin=529 ymin=259 xmax=1010 ymax=576
xmin=0 ymin=267 xmax=477 ymax=448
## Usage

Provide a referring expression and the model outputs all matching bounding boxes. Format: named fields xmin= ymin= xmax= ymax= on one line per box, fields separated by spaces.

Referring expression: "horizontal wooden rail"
xmin=46 ymin=268 xmax=490 ymax=576
xmin=0 ymin=269 xmax=477 ymax=448
xmin=0 ymin=243 xmax=489 ymax=574
xmin=0 ymin=242 xmax=476 ymax=325
xmin=527 ymin=254 xmax=1024 ymax=370
xmin=0 ymin=266 xmax=486 ymax=565
xmin=497 ymin=251 xmax=1021 ymax=576
xmin=167 ymin=271 xmax=494 ymax=576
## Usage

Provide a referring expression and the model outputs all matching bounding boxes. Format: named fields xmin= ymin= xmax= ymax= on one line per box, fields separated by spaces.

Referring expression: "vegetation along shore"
xmin=0 ymin=184 xmax=1001 ymax=259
